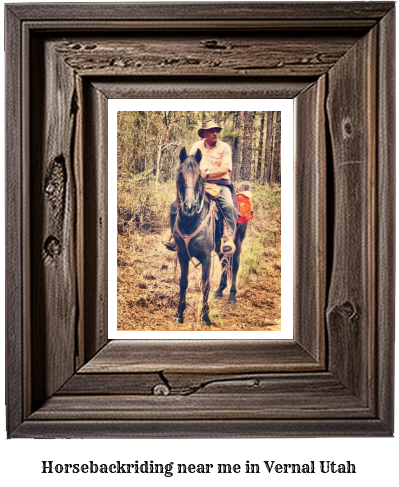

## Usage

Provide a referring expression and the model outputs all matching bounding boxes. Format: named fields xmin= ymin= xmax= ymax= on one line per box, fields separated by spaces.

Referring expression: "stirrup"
xmin=222 ymin=236 xmax=236 ymax=255
xmin=163 ymin=235 xmax=177 ymax=251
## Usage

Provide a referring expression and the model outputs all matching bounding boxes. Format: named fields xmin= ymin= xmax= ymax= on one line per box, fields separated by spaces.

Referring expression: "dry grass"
xmin=117 ymin=182 xmax=281 ymax=332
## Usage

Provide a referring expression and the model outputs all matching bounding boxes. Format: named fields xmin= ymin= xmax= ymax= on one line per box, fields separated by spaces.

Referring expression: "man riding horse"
xmin=164 ymin=119 xmax=239 ymax=254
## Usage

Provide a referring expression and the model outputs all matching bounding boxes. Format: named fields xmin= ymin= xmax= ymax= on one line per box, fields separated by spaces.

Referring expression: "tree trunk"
xmin=263 ymin=111 xmax=275 ymax=184
xmin=232 ymin=111 xmax=243 ymax=182
xmin=269 ymin=111 xmax=278 ymax=184
xmin=155 ymin=127 xmax=164 ymax=184
xmin=256 ymin=111 xmax=266 ymax=181
xmin=241 ymin=111 xmax=253 ymax=181
xmin=143 ymin=112 xmax=148 ymax=173
xmin=272 ymin=111 xmax=281 ymax=184
xmin=155 ymin=111 xmax=172 ymax=187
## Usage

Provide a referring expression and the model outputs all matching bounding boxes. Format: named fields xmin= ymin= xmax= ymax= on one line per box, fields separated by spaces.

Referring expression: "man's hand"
xmin=203 ymin=167 xmax=229 ymax=180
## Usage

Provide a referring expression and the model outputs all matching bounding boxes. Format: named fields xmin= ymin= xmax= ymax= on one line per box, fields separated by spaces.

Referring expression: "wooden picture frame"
xmin=5 ymin=2 xmax=395 ymax=438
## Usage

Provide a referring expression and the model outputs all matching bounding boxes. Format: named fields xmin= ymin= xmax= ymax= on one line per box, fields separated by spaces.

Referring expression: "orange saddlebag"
xmin=237 ymin=191 xmax=254 ymax=223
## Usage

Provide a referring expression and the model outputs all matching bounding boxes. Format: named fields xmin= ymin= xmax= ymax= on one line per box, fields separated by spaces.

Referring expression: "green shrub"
xmin=239 ymin=182 xmax=280 ymax=279
xmin=117 ymin=174 xmax=175 ymax=234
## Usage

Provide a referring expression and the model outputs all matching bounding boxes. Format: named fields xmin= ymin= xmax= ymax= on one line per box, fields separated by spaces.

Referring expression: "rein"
xmin=174 ymin=201 xmax=216 ymax=268
xmin=178 ymin=186 xmax=203 ymax=215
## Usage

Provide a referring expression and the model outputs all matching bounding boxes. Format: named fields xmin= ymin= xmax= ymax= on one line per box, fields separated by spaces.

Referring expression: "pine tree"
xmin=232 ymin=111 xmax=243 ymax=182
xmin=155 ymin=111 xmax=172 ymax=186
xmin=256 ymin=111 xmax=266 ymax=180
xmin=241 ymin=111 xmax=254 ymax=181
xmin=272 ymin=111 xmax=281 ymax=184
xmin=263 ymin=111 xmax=275 ymax=184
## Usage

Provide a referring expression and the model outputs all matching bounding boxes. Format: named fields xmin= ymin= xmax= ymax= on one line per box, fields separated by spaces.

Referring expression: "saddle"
xmin=205 ymin=182 xmax=255 ymax=224
xmin=204 ymin=182 xmax=221 ymax=200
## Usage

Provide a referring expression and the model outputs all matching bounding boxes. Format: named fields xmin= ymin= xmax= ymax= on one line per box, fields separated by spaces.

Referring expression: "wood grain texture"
xmin=53 ymin=33 xmax=360 ymax=78
xmin=376 ymin=7 xmax=396 ymax=432
xmin=294 ymin=76 xmax=326 ymax=363
xmin=21 ymin=19 xmax=384 ymax=32
xmin=326 ymin=26 xmax=377 ymax=404
xmin=30 ymin=37 xmax=78 ymax=405
xmin=82 ymin=81 xmax=109 ymax=362
xmin=5 ymin=2 xmax=395 ymax=438
xmin=29 ymin=393 xmax=371 ymax=421
xmin=7 ymin=2 xmax=394 ymax=22
xmin=79 ymin=340 xmax=320 ymax=374
xmin=91 ymin=78 xmax=311 ymax=100
xmin=74 ymin=74 xmax=85 ymax=370
xmin=13 ymin=418 xmax=391 ymax=439
xmin=36 ymin=371 xmax=375 ymax=422
xmin=84 ymin=77 xmax=325 ymax=370
xmin=58 ymin=372 xmax=163 ymax=395
xmin=5 ymin=5 xmax=24 ymax=437
xmin=59 ymin=371 xmax=360 ymax=398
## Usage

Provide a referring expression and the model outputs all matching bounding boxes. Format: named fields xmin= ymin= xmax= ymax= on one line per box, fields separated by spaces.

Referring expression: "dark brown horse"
xmin=173 ymin=147 xmax=247 ymax=325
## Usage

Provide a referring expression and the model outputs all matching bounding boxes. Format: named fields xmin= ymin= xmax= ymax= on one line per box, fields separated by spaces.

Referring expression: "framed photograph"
xmin=108 ymin=100 xmax=294 ymax=339
xmin=5 ymin=2 xmax=395 ymax=437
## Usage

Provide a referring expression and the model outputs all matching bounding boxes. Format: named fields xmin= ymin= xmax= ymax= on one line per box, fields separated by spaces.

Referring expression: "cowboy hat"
xmin=198 ymin=119 xmax=223 ymax=138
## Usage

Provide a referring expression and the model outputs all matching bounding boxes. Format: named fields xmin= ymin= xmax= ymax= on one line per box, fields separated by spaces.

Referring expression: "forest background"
xmin=117 ymin=110 xmax=282 ymax=331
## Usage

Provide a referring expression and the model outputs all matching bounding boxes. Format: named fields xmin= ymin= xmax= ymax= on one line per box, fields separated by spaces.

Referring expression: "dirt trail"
xmin=117 ymin=227 xmax=281 ymax=332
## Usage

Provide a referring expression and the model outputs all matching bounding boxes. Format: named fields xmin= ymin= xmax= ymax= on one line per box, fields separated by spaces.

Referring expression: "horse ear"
xmin=194 ymin=148 xmax=202 ymax=164
xmin=179 ymin=147 xmax=187 ymax=163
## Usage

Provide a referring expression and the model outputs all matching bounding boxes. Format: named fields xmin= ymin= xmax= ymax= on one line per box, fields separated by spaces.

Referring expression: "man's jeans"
xmin=170 ymin=186 xmax=238 ymax=236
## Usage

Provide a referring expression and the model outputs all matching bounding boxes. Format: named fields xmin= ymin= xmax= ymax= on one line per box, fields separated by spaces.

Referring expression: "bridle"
xmin=175 ymin=160 xmax=213 ymax=266
xmin=174 ymin=200 xmax=216 ymax=268
xmin=178 ymin=184 xmax=204 ymax=215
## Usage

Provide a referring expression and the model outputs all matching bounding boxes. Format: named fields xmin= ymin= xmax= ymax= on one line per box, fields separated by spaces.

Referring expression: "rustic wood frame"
xmin=5 ymin=2 xmax=395 ymax=438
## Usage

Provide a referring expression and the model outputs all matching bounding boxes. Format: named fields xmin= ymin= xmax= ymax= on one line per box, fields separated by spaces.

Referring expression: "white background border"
xmin=108 ymin=99 xmax=293 ymax=339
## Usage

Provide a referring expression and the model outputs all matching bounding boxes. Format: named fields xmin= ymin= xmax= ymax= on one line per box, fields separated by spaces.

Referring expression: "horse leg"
xmin=174 ymin=253 xmax=189 ymax=323
xmin=228 ymin=224 xmax=247 ymax=305
xmin=215 ymin=253 xmax=228 ymax=298
xmin=201 ymin=256 xmax=211 ymax=325
xmin=228 ymin=251 xmax=241 ymax=305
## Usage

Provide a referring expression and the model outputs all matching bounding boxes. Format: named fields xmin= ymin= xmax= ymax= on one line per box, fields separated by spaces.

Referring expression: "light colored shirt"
xmin=189 ymin=139 xmax=232 ymax=180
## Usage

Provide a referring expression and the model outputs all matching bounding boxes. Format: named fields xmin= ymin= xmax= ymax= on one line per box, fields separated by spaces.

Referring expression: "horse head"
xmin=177 ymin=147 xmax=205 ymax=216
